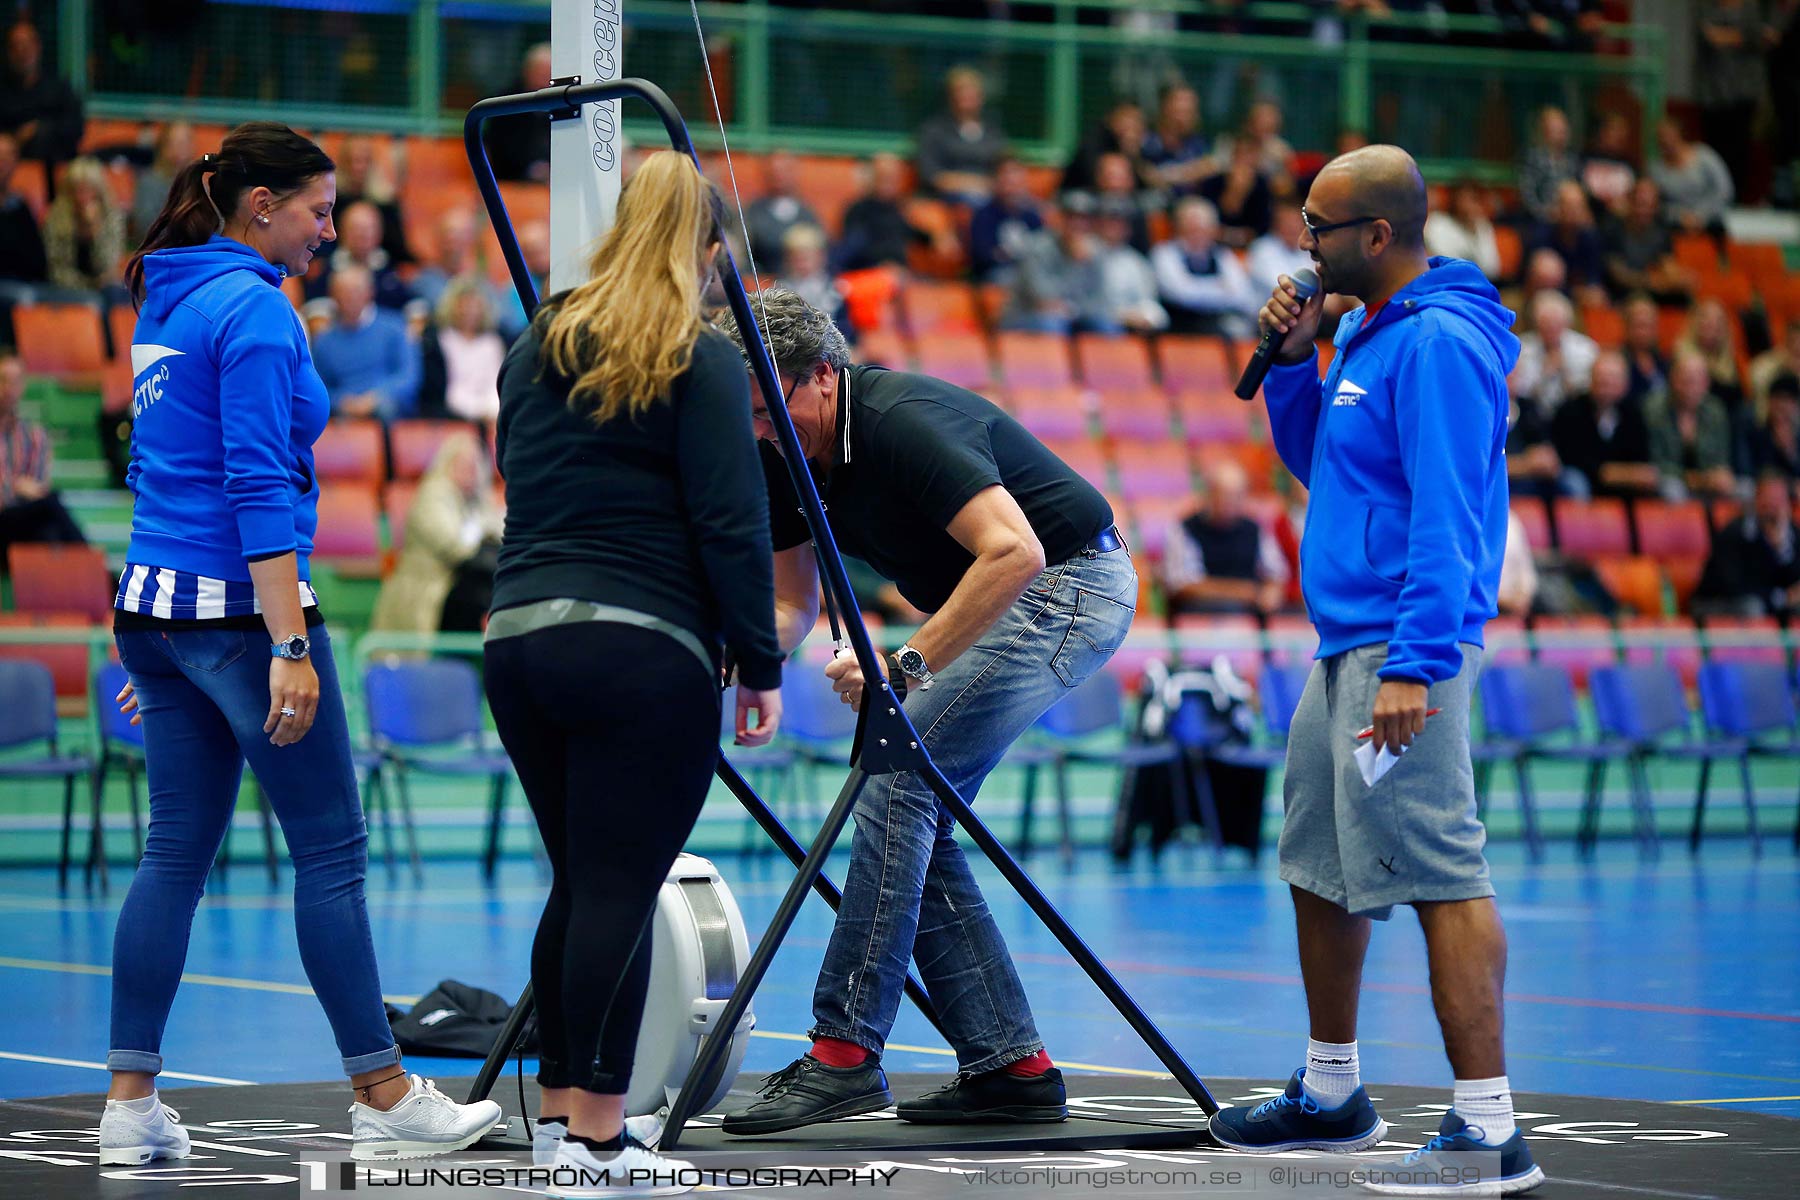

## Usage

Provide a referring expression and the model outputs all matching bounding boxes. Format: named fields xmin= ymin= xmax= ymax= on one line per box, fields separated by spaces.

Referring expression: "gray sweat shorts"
xmin=1278 ymin=641 xmax=1494 ymax=920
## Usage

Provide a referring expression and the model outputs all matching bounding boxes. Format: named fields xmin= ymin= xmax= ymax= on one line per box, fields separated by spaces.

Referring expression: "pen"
xmin=1356 ymin=708 xmax=1442 ymax=740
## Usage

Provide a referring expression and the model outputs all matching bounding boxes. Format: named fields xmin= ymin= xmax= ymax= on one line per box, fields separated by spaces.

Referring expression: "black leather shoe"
xmin=720 ymin=1055 xmax=894 ymax=1136
xmin=898 ymin=1066 xmax=1068 ymax=1124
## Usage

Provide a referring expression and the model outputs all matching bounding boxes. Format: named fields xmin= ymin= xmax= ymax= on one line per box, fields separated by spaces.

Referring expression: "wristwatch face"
xmin=280 ymin=635 xmax=309 ymax=659
xmin=897 ymin=647 xmax=928 ymax=678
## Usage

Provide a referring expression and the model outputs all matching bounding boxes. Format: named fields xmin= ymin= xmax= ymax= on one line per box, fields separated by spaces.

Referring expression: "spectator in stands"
xmin=130 ymin=122 xmax=193 ymax=242
xmin=1675 ymin=296 xmax=1745 ymax=406
xmin=1062 ymin=99 xmax=1159 ymax=195
xmin=1499 ymin=0 xmax=1607 ymax=50
xmin=1695 ymin=0 xmax=1767 ymax=199
xmin=1247 ymin=200 xmax=1312 ymax=297
xmin=1647 ymin=348 xmax=1738 ymax=500
xmin=1550 ymin=350 xmax=1658 ymax=498
xmin=1603 ymin=178 xmax=1692 ymax=301
xmin=420 ymin=276 xmax=505 ymax=427
xmin=1752 ymin=319 xmax=1800 ymax=412
xmin=1210 ymin=100 xmax=1295 ymax=198
xmin=777 ymin=223 xmax=855 ymax=341
xmin=1152 ymin=196 xmax=1258 ymax=340
xmin=836 ymin=152 xmax=923 ymax=273
xmin=1512 ymin=290 xmax=1600 ymax=416
xmin=1621 ymin=292 xmax=1670 ymax=404
xmin=0 ymin=131 xmax=47 ymax=286
xmin=968 ymin=156 xmax=1045 ymax=282
xmin=1528 ymin=180 xmax=1608 ymax=307
xmin=1519 ymin=105 xmax=1580 ymax=224
xmin=44 ymin=156 xmax=127 ymax=300
xmin=915 ymin=65 xmax=1008 ymax=204
xmin=742 ymin=151 xmax=821 ymax=276
xmin=0 ymin=350 xmax=86 ymax=566
xmin=1424 ymin=181 xmax=1501 ymax=281
xmin=335 ymin=135 xmax=411 ymax=266
xmin=1580 ymin=111 xmax=1638 ymax=217
xmin=1518 ymin=246 xmax=1568 ymax=311
xmin=1144 ymin=82 xmax=1211 ymax=195
xmin=1001 ymin=200 xmax=1103 ymax=334
xmin=1497 ymin=509 xmax=1539 ymax=618
xmin=1090 ymin=201 xmax=1167 ymax=334
xmin=518 ymin=218 xmax=552 ymax=301
xmin=1770 ymin=0 xmax=1800 ymax=208
xmin=313 ymin=200 xmax=411 ymax=310
xmin=1076 ymin=152 xmax=1154 ymax=252
xmin=369 ymin=430 xmax=504 ymax=636
xmin=1651 ymin=118 xmax=1734 ymax=233
xmin=310 ymin=263 xmax=421 ymax=421
xmin=1750 ymin=373 xmax=1800 ymax=480
xmin=1163 ymin=458 xmax=1288 ymax=616
xmin=1693 ymin=473 xmax=1800 ymax=618
xmin=0 ymin=20 xmax=83 ymax=190
xmin=483 ymin=42 xmax=553 ymax=182
xmin=1505 ymin=374 xmax=1567 ymax=503
xmin=409 ymin=208 xmax=523 ymax=339
xmin=1199 ymin=138 xmax=1273 ymax=249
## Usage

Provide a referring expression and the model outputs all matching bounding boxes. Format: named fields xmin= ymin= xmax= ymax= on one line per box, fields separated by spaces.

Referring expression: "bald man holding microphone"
xmin=1207 ymin=145 xmax=1543 ymax=1197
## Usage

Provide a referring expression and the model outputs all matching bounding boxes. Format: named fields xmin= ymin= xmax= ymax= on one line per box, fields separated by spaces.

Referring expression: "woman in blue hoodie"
xmin=101 ymin=122 xmax=500 ymax=1166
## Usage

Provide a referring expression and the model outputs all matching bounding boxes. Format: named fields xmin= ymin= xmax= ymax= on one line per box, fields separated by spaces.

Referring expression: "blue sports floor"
xmin=2 ymin=838 xmax=1795 ymax=1121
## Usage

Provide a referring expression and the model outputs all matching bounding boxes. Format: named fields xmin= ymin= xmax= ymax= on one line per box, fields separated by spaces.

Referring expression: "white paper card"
xmin=1354 ymin=739 xmax=1406 ymax=787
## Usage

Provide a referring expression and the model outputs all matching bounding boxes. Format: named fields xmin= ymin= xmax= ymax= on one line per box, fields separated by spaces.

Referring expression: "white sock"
xmin=1301 ymin=1039 xmax=1361 ymax=1106
xmin=1452 ymin=1076 xmax=1516 ymax=1145
xmin=112 ymin=1093 xmax=159 ymax=1115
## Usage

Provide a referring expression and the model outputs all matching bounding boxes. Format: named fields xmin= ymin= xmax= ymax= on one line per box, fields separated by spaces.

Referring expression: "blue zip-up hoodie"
xmin=1263 ymin=257 xmax=1519 ymax=685
xmin=126 ymin=237 xmax=328 ymax=581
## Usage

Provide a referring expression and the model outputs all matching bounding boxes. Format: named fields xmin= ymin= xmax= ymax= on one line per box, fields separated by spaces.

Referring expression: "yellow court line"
xmin=0 ymin=956 xmax=421 ymax=1007
xmin=0 ymin=1050 xmax=253 ymax=1086
xmin=1669 ymin=1094 xmax=1800 ymax=1105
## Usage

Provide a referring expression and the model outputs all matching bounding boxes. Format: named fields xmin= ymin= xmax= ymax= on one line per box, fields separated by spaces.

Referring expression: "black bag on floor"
xmin=386 ymin=980 xmax=537 ymax=1058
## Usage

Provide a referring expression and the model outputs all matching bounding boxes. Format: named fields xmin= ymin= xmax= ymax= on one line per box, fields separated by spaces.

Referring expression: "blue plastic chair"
xmin=1039 ymin=669 xmax=1190 ymax=861
xmin=365 ymin=657 xmax=511 ymax=878
xmin=0 ymin=660 xmax=98 ymax=891
xmin=1212 ymin=661 xmax=1312 ymax=771
xmin=1695 ymin=661 xmax=1800 ymax=854
xmin=1479 ymin=662 xmax=1634 ymax=861
xmin=1589 ymin=663 xmax=1737 ymax=860
xmin=94 ymin=662 xmax=147 ymax=863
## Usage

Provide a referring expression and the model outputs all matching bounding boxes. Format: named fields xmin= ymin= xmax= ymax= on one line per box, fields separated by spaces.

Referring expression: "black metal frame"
xmin=460 ymin=78 xmax=1216 ymax=1149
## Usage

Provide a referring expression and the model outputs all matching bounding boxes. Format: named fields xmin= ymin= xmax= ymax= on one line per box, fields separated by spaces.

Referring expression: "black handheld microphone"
xmin=1234 ymin=268 xmax=1321 ymax=401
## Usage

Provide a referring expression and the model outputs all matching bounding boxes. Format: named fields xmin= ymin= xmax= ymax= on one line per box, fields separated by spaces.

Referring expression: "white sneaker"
xmin=548 ymin=1136 xmax=694 ymax=1197
xmin=98 ymin=1095 xmax=191 ymax=1166
xmin=534 ymin=1114 xmax=666 ymax=1166
xmin=350 ymin=1074 xmax=503 ymax=1161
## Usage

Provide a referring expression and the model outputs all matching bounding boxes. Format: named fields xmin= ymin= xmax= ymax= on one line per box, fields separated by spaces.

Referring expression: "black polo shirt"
xmin=762 ymin=364 xmax=1113 ymax=613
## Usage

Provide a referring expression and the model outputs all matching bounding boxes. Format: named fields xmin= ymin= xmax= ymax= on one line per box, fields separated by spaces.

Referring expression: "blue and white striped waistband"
xmin=114 ymin=564 xmax=320 ymax=621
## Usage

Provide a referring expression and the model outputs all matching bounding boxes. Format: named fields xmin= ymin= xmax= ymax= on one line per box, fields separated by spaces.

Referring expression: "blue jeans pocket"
xmin=1051 ymin=587 xmax=1133 ymax=687
xmin=164 ymin=628 xmax=252 ymax=674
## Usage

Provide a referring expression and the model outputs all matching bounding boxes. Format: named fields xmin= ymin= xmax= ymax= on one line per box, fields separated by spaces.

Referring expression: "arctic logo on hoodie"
xmin=130 ymin=344 xmax=185 ymax=418
xmin=1332 ymin=380 xmax=1366 ymax=407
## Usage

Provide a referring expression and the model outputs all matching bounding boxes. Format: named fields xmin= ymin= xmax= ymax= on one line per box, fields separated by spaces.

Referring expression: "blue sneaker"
xmin=1362 ymin=1112 xmax=1545 ymax=1196
xmin=1208 ymin=1069 xmax=1388 ymax=1153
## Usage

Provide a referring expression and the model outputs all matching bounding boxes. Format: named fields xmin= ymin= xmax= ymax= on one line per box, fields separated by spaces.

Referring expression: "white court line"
xmin=0 ymin=1050 xmax=252 ymax=1086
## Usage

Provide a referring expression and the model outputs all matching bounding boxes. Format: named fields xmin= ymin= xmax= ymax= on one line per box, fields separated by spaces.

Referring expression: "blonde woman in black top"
xmin=484 ymin=150 xmax=781 ymax=1195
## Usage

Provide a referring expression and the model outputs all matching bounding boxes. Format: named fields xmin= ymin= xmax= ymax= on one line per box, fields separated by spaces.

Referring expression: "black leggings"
xmin=484 ymin=621 xmax=720 ymax=1094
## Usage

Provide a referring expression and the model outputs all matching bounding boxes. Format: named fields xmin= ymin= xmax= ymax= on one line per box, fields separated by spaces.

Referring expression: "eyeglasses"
xmin=1301 ymin=208 xmax=1382 ymax=239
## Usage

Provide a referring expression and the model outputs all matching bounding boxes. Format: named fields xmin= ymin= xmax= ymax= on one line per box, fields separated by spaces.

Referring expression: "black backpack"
xmin=386 ymin=980 xmax=539 ymax=1058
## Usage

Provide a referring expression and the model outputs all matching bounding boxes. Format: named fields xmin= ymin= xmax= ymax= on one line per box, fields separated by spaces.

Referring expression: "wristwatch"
xmin=271 ymin=634 xmax=311 ymax=661
xmin=894 ymin=643 xmax=934 ymax=690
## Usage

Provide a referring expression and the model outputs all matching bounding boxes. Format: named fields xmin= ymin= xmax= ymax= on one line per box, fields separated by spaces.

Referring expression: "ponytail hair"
xmin=127 ymin=120 xmax=334 ymax=308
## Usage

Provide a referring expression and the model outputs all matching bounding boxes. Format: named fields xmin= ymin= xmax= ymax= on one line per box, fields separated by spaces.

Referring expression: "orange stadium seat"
xmin=1156 ymin=335 xmax=1234 ymax=393
xmin=13 ymin=303 xmax=107 ymax=380
xmin=1093 ymin=386 xmax=1175 ymax=441
xmin=994 ymin=331 xmax=1074 ymax=389
xmin=1075 ymin=333 xmax=1155 ymax=392
xmin=1593 ymin=555 xmax=1666 ymax=617
xmin=1110 ymin=438 xmax=1194 ymax=502
xmin=1511 ymin=496 xmax=1553 ymax=553
xmin=1581 ymin=304 xmax=1624 ymax=349
xmin=901 ymin=281 xmax=983 ymax=337
xmin=1178 ymin=389 xmax=1262 ymax=443
xmin=0 ymin=612 xmax=95 ymax=716
xmin=311 ymin=485 xmax=385 ymax=578
xmin=854 ymin=328 xmax=913 ymax=371
xmin=913 ymin=332 xmax=992 ymax=391
xmin=1553 ymin=497 xmax=1632 ymax=561
xmin=313 ymin=419 xmax=388 ymax=486
xmin=7 ymin=545 xmax=115 ymax=624
xmin=1006 ymin=385 xmax=1090 ymax=440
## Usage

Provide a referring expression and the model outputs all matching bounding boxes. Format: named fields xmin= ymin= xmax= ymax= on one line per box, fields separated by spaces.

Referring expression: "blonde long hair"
xmin=541 ymin=151 xmax=725 ymax=424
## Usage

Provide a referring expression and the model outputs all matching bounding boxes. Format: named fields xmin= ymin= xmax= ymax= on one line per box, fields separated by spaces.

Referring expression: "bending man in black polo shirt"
xmin=714 ymin=290 xmax=1137 ymax=1135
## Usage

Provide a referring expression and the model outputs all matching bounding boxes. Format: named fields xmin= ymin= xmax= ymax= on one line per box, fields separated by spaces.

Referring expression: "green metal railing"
xmin=56 ymin=0 xmax=1664 ymax=181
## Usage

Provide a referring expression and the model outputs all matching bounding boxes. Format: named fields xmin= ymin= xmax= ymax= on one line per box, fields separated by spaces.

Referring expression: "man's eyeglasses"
xmin=1301 ymin=208 xmax=1382 ymax=239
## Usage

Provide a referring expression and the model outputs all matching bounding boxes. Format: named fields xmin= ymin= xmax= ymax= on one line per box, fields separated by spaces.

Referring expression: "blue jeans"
xmin=810 ymin=545 xmax=1138 ymax=1073
xmin=109 ymin=623 xmax=400 ymax=1078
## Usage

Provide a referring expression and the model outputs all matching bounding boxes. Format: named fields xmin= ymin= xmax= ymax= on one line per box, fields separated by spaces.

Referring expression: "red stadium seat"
xmin=854 ymin=328 xmax=912 ymax=370
xmin=312 ymin=419 xmax=388 ymax=486
xmin=1075 ymin=334 xmax=1155 ymax=392
xmin=1176 ymin=389 xmax=1259 ymax=443
xmin=1700 ymin=615 xmax=1788 ymax=665
xmin=1553 ymin=497 xmax=1631 ymax=561
xmin=13 ymin=303 xmax=107 ymax=380
xmin=912 ymin=333 xmax=993 ymax=391
xmin=311 ymin=485 xmax=384 ymax=578
xmin=1511 ymin=496 xmax=1552 ymax=553
xmin=108 ymin=306 xmax=137 ymax=361
xmin=901 ymin=281 xmax=983 ymax=337
xmin=383 ymin=482 xmax=420 ymax=551
xmin=1109 ymin=439 xmax=1195 ymax=502
xmin=1531 ymin=615 xmax=1617 ymax=689
xmin=1006 ymin=386 xmax=1091 ymax=440
xmin=1156 ymin=335 xmax=1234 ymax=394
xmin=1093 ymin=386 xmax=1174 ymax=441
xmin=995 ymin=331 xmax=1075 ymax=389
xmin=1633 ymin=500 xmax=1711 ymax=559
xmin=7 ymin=544 xmax=115 ymax=624
xmin=388 ymin=420 xmax=467 ymax=482
xmin=1618 ymin=615 xmax=1702 ymax=689
xmin=0 ymin=612 xmax=95 ymax=716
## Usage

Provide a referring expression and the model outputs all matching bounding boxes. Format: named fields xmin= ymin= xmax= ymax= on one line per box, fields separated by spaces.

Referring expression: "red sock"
xmin=1002 ymin=1050 xmax=1054 ymax=1078
xmin=809 ymin=1037 xmax=869 ymax=1068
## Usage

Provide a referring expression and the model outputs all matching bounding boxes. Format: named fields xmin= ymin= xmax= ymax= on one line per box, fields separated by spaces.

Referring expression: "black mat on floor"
xmin=2 ymin=1073 xmax=1793 ymax=1198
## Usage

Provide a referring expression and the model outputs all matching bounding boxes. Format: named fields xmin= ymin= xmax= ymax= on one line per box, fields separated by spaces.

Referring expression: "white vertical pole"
xmin=548 ymin=0 xmax=624 ymax=294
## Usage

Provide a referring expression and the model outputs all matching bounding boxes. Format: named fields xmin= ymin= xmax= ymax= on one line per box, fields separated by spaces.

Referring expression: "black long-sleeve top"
xmin=491 ymin=312 xmax=783 ymax=689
